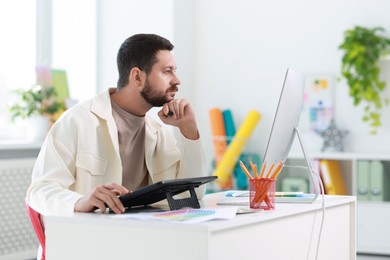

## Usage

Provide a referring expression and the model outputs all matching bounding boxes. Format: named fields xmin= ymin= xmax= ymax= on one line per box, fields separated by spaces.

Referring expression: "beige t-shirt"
xmin=111 ymin=100 xmax=148 ymax=191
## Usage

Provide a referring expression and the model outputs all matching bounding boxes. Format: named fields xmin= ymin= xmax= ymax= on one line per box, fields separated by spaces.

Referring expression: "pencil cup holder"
xmin=249 ymin=178 xmax=276 ymax=210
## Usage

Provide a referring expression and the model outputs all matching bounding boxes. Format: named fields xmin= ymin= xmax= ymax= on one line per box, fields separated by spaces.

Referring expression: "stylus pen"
xmin=165 ymin=110 xmax=174 ymax=117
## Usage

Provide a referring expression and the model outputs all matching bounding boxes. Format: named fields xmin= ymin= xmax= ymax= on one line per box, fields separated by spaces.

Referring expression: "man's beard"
xmin=140 ymin=79 xmax=178 ymax=107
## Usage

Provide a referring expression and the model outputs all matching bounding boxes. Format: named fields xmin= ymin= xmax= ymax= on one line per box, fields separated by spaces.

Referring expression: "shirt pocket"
xmin=76 ymin=152 xmax=108 ymax=176
xmin=149 ymin=149 xmax=180 ymax=173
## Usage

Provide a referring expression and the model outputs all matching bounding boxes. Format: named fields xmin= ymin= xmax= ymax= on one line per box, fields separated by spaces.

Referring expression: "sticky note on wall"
xmin=213 ymin=110 xmax=261 ymax=187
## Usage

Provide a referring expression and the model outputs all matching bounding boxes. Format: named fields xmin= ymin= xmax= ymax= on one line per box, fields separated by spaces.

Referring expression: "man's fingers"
xmin=91 ymin=198 xmax=107 ymax=213
xmin=164 ymin=99 xmax=188 ymax=119
xmin=103 ymin=183 xmax=129 ymax=195
xmin=95 ymin=187 xmax=125 ymax=214
xmin=178 ymin=99 xmax=188 ymax=118
xmin=75 ymin=183 xmax=130 ymax=214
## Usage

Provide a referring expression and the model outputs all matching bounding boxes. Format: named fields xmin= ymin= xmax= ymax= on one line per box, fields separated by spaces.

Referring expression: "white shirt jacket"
xmin=26 ymin=89 xmax=206 ymax=216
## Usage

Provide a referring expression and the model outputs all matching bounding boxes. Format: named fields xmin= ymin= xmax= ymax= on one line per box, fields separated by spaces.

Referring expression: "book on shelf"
xmin=310 ymin=159 xmax=321 ymax=194
xmin=369 ymin=160 xmax=390 ymax=202
xmin=356 ymin=160 xmax=390 ymax=202
xmin=357 ymin=160 xmax=370 ymax=201
xmin=319 ymin=160 xmax=347 ymax=195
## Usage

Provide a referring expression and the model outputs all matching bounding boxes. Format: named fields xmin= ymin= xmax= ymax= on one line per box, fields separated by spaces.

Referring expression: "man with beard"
xmin=26 ymin=34 xmax=206 ymax=217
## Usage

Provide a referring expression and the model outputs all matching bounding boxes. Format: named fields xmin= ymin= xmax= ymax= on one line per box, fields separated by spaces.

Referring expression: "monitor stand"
xmin=165 ymin=187 xmax=201 ymax=210
xmin=286 ymin=127 xmax=324 ymax=202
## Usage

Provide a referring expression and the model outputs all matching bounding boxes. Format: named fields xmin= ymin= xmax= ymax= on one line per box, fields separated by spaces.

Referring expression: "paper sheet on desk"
xmin=110 ymin=207 xmax=238 ymax=224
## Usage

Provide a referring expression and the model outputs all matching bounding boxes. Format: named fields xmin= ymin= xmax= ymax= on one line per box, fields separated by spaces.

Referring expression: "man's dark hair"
xmin=116 ymin=34 xmax=174 ymax=88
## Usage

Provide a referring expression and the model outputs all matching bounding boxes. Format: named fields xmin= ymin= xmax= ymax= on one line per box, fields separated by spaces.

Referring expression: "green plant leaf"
xmin=339 ymin=25 xmax=390 ymax=134
xmin=8 ymin=84 xmax=63 ymax=121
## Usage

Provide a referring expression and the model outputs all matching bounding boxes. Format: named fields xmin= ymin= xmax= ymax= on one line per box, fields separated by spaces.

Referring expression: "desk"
xmin=45 ymin=193 xmax=356 ymax=260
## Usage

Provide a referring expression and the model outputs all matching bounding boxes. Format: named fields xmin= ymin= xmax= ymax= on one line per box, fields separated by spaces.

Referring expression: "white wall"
xmin=97 ymin=0 xmax=390 ymax=168
xmin=96 ymin=0 xmax=175 ymax=123
xmin=52 ymin=0 xmax=96 ymax=103
xmin=174 ymin=0 xmax=390 ymax=163
xmin=97 ymin=0 xmax=175 ymax=93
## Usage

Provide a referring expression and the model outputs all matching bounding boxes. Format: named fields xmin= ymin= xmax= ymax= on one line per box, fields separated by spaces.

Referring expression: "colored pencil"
xmin=265 ymin=163 xmax=275 ymax=178
xmin=259 ymin=162 xmax=266 ymax=179
xmin=239 ymin=160 xmax=253 ymax=179
xmin=270 ymin=161 xmax=284 ymax=179
xmin=249 ymin=161 xmax=258 ymax=178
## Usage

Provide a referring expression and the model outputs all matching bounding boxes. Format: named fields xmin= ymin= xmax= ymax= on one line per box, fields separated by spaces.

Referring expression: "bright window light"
xmin=0 ymin=1 xmax=36 ymax=140
xmin=52 ymin=0 xmax=96 ymax=103
xmin=0 ymin=1 xmax=96 ymax=141
xmin=0 ymin=1 xmax=36 ymax=95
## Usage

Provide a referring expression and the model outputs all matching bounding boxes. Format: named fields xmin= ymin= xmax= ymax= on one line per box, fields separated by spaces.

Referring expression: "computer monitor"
xmin=263 ymin=68 xmax=304 ymax=167
xmin=263 ymin=68 xmax=321 ymax=197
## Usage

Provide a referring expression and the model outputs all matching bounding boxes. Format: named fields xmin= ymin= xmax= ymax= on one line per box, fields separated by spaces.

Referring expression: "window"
xmin=51 ymin=0 xmax=96 ymax=103
xmin=0 ymin=0 xmax=96 ymax=141
xmin=0 ymin=0 xmax=37 ymax=140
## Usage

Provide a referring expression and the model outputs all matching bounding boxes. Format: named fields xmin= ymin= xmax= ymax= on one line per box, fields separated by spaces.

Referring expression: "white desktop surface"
xmin=45 ymin=192 xmax=356 ymax=260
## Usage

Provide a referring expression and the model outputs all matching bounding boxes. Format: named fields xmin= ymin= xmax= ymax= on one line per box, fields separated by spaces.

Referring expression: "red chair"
xmin=25 ymin=201 xmax=45 ymax=260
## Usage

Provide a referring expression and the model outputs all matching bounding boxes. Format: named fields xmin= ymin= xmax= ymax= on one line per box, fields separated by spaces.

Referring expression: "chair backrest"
xmin=25 ymin=201 xmax=45 ymax=260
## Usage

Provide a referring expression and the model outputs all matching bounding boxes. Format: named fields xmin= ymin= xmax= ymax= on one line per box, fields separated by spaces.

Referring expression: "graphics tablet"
xmin=118 ymin=176 xmax=217 ymax=210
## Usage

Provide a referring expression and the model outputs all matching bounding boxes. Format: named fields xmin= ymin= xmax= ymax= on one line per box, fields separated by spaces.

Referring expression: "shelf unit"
xmin=282 ymin=152 xmax=390 ymax=255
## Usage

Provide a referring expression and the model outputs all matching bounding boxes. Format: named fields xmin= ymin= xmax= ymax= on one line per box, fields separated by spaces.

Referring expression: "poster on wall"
xmin=301 ymin=75 xmax=335 ymax=132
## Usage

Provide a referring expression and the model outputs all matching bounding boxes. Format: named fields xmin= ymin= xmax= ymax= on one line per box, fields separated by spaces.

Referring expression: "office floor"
xmin=357 ymin=254 xmax=390 ymax=260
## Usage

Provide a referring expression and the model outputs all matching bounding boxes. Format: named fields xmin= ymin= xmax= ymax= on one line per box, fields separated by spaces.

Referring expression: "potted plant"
xmin=339 ymin=26 xmax=390 ymax=134
xmin=8 ymin=84 xmax=63 ymax=140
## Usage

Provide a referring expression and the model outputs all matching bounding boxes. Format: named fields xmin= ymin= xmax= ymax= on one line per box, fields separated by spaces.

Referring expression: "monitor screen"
xmin=263 ymin=68 xmax=304 ymax=171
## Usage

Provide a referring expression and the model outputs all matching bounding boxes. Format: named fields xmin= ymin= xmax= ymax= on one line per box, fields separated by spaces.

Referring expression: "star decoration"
xmin=316 ymin=120 xmax=349 ymax=152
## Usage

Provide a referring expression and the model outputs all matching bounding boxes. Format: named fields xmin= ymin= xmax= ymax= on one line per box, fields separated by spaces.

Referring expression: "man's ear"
xmin=129 ymin=67 xmax=144 ymax=86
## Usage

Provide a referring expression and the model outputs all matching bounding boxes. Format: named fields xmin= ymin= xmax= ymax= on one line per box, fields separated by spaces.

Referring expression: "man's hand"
xmin=158 ymin=99 xmax=199 ymax=140
xmin=75 ymin=183 xmax=129 ymax=214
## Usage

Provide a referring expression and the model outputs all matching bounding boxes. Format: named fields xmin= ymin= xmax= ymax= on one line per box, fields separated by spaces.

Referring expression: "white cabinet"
xmin=284 ymin=152 xmax=390 ymax=255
